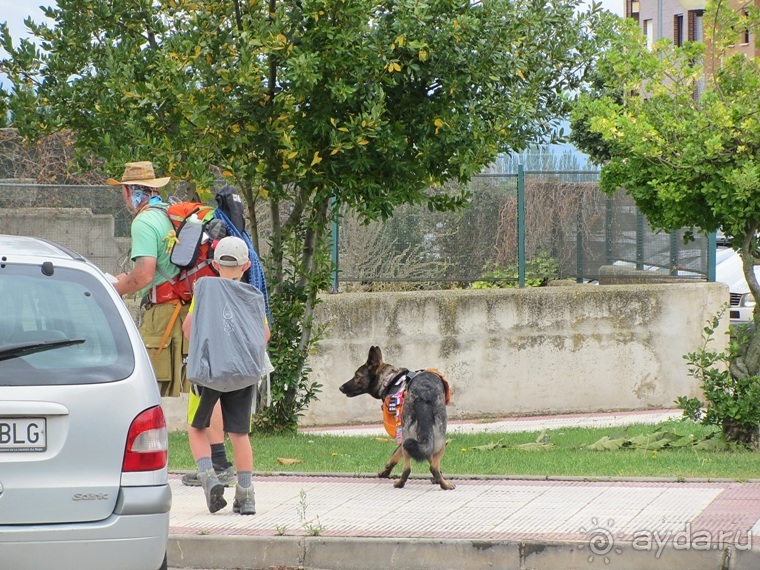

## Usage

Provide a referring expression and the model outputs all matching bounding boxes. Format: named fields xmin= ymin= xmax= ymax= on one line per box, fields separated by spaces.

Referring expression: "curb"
xmin=168 ymin=534 xmax=760 ymax=570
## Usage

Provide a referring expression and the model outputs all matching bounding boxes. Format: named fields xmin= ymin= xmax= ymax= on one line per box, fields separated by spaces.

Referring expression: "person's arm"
xmin=264 ymin=322 xmax=270 ymax=344
xmin=113 ymin=256 xmax=157 ymax=297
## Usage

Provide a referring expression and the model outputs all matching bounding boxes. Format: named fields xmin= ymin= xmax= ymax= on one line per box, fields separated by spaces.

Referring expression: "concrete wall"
xmin=293 ymin=284 xmax=727 ymax=427
xmin=0 ymin=207 xmax=130 ymax=275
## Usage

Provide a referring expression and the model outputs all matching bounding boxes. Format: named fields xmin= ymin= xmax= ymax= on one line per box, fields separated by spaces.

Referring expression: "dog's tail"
xmin=402 ymin=400 xmax=435 ymax=461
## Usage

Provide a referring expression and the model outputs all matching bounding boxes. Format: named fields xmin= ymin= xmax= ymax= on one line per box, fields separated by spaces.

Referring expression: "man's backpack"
xmin=148 ymin=201 xmax=226 ymax=304
xmin=215 ymin=184 xmax=246 ymax=234
xmin=145 ymin=189 xmax=270 ymax=314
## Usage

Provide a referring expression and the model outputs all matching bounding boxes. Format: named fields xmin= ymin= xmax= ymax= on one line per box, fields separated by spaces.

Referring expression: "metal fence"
xmin=0 ymin=172 xmax=712 ymax=288
xmin=334 ymin=169 xmax=711 ymax=289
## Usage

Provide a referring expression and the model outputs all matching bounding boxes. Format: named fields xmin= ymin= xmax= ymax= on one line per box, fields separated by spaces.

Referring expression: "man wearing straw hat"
xmin=109 ymin=160 xmax=235 ymax=485
xmin=109 ymin=161 xmax=174 ymax=301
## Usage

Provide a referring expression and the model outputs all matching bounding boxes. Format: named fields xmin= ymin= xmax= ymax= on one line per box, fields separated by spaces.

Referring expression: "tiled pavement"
xmin=168 ymin=410 xmax=760 ymax=570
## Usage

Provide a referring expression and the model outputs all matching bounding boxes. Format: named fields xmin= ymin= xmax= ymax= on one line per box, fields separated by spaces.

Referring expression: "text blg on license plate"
xmin=0 ymin=418 xmax=47 ymax=452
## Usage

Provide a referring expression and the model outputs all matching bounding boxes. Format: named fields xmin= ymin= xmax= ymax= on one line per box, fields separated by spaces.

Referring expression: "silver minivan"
xmin=0 ymin=235 xmax=170 ymax=570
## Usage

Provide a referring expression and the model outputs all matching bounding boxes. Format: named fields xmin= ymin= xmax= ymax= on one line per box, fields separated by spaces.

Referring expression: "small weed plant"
xmin=297 ymin=489 xmax=325 ymax=536
xmin=275 ymin=524 xmax=288 ymax=536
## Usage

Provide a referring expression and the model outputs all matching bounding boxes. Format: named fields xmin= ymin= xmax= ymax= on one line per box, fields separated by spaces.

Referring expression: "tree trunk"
xmin=722 ymin=419 xmax=759 ymax=449
xmin=729 ymin=232 xmax=760 ymax=379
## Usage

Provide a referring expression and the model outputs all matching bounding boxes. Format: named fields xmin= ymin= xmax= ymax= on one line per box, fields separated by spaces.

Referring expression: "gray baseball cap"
xmin=214 ymin=236 xmax=249 ymax=266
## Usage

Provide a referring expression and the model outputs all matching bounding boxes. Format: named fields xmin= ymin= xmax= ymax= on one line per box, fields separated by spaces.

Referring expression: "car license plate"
xmin=0 ymin=418 xmax=47 ymax=452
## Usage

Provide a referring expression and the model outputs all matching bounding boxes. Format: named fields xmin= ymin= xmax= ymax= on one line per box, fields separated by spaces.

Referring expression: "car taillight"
xmin=123 ymin=405 xmax=168 ymax=472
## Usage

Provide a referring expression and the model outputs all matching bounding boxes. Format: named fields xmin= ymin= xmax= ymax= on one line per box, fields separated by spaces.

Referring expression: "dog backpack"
xmin=148 ymin=201 xmax=226 ymax=304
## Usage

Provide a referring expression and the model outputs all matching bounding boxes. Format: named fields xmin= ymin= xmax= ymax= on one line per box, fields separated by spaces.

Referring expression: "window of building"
xmin=674 ymin=14 xmax=684 ymax=47
xmin=644 ymin=19 xmax=653 ymax=50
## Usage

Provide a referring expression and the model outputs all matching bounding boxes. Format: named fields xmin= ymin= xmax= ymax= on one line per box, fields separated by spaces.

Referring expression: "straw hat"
xmin=106 ymin=161 xmax=170 ymax=188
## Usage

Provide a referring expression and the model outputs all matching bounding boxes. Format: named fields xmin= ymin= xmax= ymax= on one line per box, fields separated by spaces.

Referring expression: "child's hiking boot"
xmin=198 ymin=469 xmax=227 ymax=513
xmin=181 ymin=465 xmax=236 ymax=487
xmin=233 ymin=484 xmax=255 ymax=515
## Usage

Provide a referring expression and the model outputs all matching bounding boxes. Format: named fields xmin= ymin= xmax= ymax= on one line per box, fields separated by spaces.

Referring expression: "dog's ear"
xmin=368 ymin=345 xmax=383 ymax=368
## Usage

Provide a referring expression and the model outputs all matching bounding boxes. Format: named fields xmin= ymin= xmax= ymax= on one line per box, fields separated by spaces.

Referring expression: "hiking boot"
xmin=182 ymin=465 xmax=236 ymax=487
xmin=232 ymin=484 xmax=255 ymax=515
xmin=198 ymin=469 xmax=227 ymax=514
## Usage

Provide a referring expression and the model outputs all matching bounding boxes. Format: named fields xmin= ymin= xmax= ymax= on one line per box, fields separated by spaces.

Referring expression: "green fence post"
xmin=517 ymin=164 xmax=525 ymax=288
xmin=331 ymin=197 xmax=339 ymax=293
xmin=636 ymin=210 xmax=644 ymax=271
xmin=605 ymin=198 xmax=613 ymax=265
xmin=707 ymin=231 xmax=716 ymax=282
xmin=576 ymin=205 xmax=583 ymax=283
xmin=669 ymin=231 xmax=679 ymax=276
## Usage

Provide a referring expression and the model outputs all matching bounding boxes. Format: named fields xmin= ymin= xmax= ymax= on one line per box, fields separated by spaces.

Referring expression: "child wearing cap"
xmin=183 ymin=236 xmax=270 ymax=515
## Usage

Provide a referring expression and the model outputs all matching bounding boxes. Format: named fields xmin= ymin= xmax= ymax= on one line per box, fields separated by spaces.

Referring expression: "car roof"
xmin=0 ymin=234 xmax=85 ymax=262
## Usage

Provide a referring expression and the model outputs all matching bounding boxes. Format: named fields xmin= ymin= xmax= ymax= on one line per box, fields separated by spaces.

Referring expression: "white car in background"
xmin=0 ymin=235 xmax=170 ymax=570
xmin=715 ymin=246 xmax=758 ymax=328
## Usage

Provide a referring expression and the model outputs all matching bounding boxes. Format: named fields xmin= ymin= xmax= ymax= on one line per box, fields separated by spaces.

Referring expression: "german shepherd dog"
xmin=339 ymin=346 xmax=455 ymax=490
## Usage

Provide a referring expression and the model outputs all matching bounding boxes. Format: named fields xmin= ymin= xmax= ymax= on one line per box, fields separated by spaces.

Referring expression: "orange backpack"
xmin=149 ymin=202 xmax=220 ymax=304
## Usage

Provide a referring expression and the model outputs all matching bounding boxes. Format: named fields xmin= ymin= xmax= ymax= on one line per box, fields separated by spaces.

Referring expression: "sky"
xmin=1 ymin=0 xmax=52 ymax=42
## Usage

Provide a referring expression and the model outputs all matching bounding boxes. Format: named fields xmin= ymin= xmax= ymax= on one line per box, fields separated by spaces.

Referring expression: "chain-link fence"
xmin=0 ymin=173 xmax=710 ymax=288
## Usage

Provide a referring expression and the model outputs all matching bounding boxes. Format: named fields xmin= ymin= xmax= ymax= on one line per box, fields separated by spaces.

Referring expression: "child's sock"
xmin=196 ymin=456 xmax=213 ymax=473
xmin=237 ymin=470 xmax=252 ymax=488
xmin=211 ymin=443 xmax=231 ymax=469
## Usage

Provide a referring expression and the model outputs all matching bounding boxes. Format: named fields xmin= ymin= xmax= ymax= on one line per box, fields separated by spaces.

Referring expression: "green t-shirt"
xmin=130 ymin=205 xmax=180 ymax=297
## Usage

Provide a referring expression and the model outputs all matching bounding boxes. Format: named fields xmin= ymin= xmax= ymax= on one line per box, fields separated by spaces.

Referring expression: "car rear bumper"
xmin=0 ymin=485 xmax=170 ymax=570
xmin=730 ymin=306 xmax=753 ymax=328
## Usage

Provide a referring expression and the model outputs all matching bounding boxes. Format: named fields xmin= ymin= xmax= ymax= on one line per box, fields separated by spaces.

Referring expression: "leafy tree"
xmin=1 ymin=0 xmax=605 ymax=430
xmin=571 ymin=4 xmax=760 ymax=443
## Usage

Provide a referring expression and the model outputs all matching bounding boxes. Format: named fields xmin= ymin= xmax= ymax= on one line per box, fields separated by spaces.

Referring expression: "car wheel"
xmin=158 ymin=552 xmax=168 ymax=570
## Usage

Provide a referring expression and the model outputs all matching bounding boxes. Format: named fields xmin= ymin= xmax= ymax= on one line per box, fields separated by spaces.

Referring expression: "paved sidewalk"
xmin=168 ymin=410 xmax=760 ymax=570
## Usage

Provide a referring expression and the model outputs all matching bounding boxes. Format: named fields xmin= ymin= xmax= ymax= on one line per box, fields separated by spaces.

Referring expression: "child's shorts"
xmin=189 ymin=384 xmax=255 ymax=435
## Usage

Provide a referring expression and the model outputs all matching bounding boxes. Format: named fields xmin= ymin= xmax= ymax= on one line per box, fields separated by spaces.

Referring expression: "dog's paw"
xmin=377 ymin=467 xmax=393 ymax=478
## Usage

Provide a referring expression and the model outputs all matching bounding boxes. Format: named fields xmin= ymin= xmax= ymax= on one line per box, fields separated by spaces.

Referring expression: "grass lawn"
xmin=168 ymin=420 xmax=760 ymax=481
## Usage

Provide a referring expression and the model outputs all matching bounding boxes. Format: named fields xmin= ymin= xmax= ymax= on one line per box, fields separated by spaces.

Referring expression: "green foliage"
xmin=1 ymin=0 xmax=607 ymax=429
xmin=675 ymin=395 xmax=704 ymax=424
xmin=254 ymin=280 xmax=326 ymax=432
xmin=472 ymin=252 xmax=559 ymax=288
xmin=571 ymin=5 xmax=760 ymax=238
xmin=567 ymin=12 xmax=630 ymax=166
xmin=0 ymin=86 xmax=8 ymax=128
xmin=572 ymin=2 xmax=760 ymax=382
xmin=678 ymin=312 xmax=760 ymax=447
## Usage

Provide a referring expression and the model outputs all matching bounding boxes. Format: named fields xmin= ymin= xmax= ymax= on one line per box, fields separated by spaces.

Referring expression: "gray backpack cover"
xmin=187 ymin=277 xmax=266 ymax=392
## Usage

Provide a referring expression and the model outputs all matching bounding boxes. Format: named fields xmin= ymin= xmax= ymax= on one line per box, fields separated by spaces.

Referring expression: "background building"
xmin=626 ymin=0 xmax=757 ymax=57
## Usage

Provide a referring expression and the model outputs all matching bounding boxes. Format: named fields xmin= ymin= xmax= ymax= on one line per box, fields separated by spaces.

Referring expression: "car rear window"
xmin=0 ymin=263 xmax=135 ymax=385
